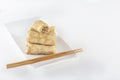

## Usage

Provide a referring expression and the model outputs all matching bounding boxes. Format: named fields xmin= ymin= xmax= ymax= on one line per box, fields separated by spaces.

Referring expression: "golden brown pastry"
xmin=31 ymin=20 xmax=49 ymax=32
xmin=26 ymin=42 xmax=56 ymax=55
xmin=26 ymin=20 xmax=56 ymax=55
xmin=27 ymin=26 xmax=56 ymax=46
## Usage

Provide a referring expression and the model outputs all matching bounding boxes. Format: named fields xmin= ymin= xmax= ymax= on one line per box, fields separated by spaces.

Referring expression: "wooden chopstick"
xmin=7 ymin=48 xmax=83 ymax=69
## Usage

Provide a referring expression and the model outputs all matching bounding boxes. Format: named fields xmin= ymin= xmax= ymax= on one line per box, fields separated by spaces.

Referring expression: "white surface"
xmin=0 ymin=0 xmax=120 ymax=80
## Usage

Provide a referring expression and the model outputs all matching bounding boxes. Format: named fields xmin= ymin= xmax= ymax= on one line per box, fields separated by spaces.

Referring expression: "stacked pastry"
xmin=26 ymin=20 xmax=56 ymax=55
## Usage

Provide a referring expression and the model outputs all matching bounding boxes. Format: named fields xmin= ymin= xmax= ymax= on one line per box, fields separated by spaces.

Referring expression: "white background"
xmin=0 ymin=0 xmax=120 ymax=80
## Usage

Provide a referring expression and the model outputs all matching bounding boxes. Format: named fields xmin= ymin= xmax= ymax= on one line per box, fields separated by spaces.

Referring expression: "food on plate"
xmin=26 ymin=20 xmax=56 ymax=55
xmin=26 ymin=42 xmax=56 ymax=55
xmin=27 ymin=26 xmax=56 ymax=46
xmin=31 ymin=20 xmax=49 ymax=32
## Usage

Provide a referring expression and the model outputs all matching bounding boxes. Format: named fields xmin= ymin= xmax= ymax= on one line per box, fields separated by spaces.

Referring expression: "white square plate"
xmin=5 ymin=17 xmax=75 ymax=68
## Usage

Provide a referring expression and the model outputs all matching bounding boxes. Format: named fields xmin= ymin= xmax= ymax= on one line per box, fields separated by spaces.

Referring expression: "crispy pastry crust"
xmin=26 ymin=42 xmax=56 ymax=55
xmin=27 ymin=26 xmax=56 ymax=46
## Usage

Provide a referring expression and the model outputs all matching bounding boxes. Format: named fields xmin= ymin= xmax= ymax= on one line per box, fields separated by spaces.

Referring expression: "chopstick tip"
xmin=75 ymin=48 xmax=83 ymax=52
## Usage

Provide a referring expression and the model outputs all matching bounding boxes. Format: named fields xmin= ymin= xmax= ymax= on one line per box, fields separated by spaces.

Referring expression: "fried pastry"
xmin=26 ymin=20 xmax=56 ymax=55
xmin=31 ymin=20 xmax=49 ymax=32
xmin=26 ymin=42 xmax=56 ymax=55
xmin=27 ymin=26 xmax=56 ymax=46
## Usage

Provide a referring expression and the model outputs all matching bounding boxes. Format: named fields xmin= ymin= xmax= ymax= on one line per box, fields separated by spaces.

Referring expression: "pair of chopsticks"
xmin=7 ymin=48 xmax=83 ymax=69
